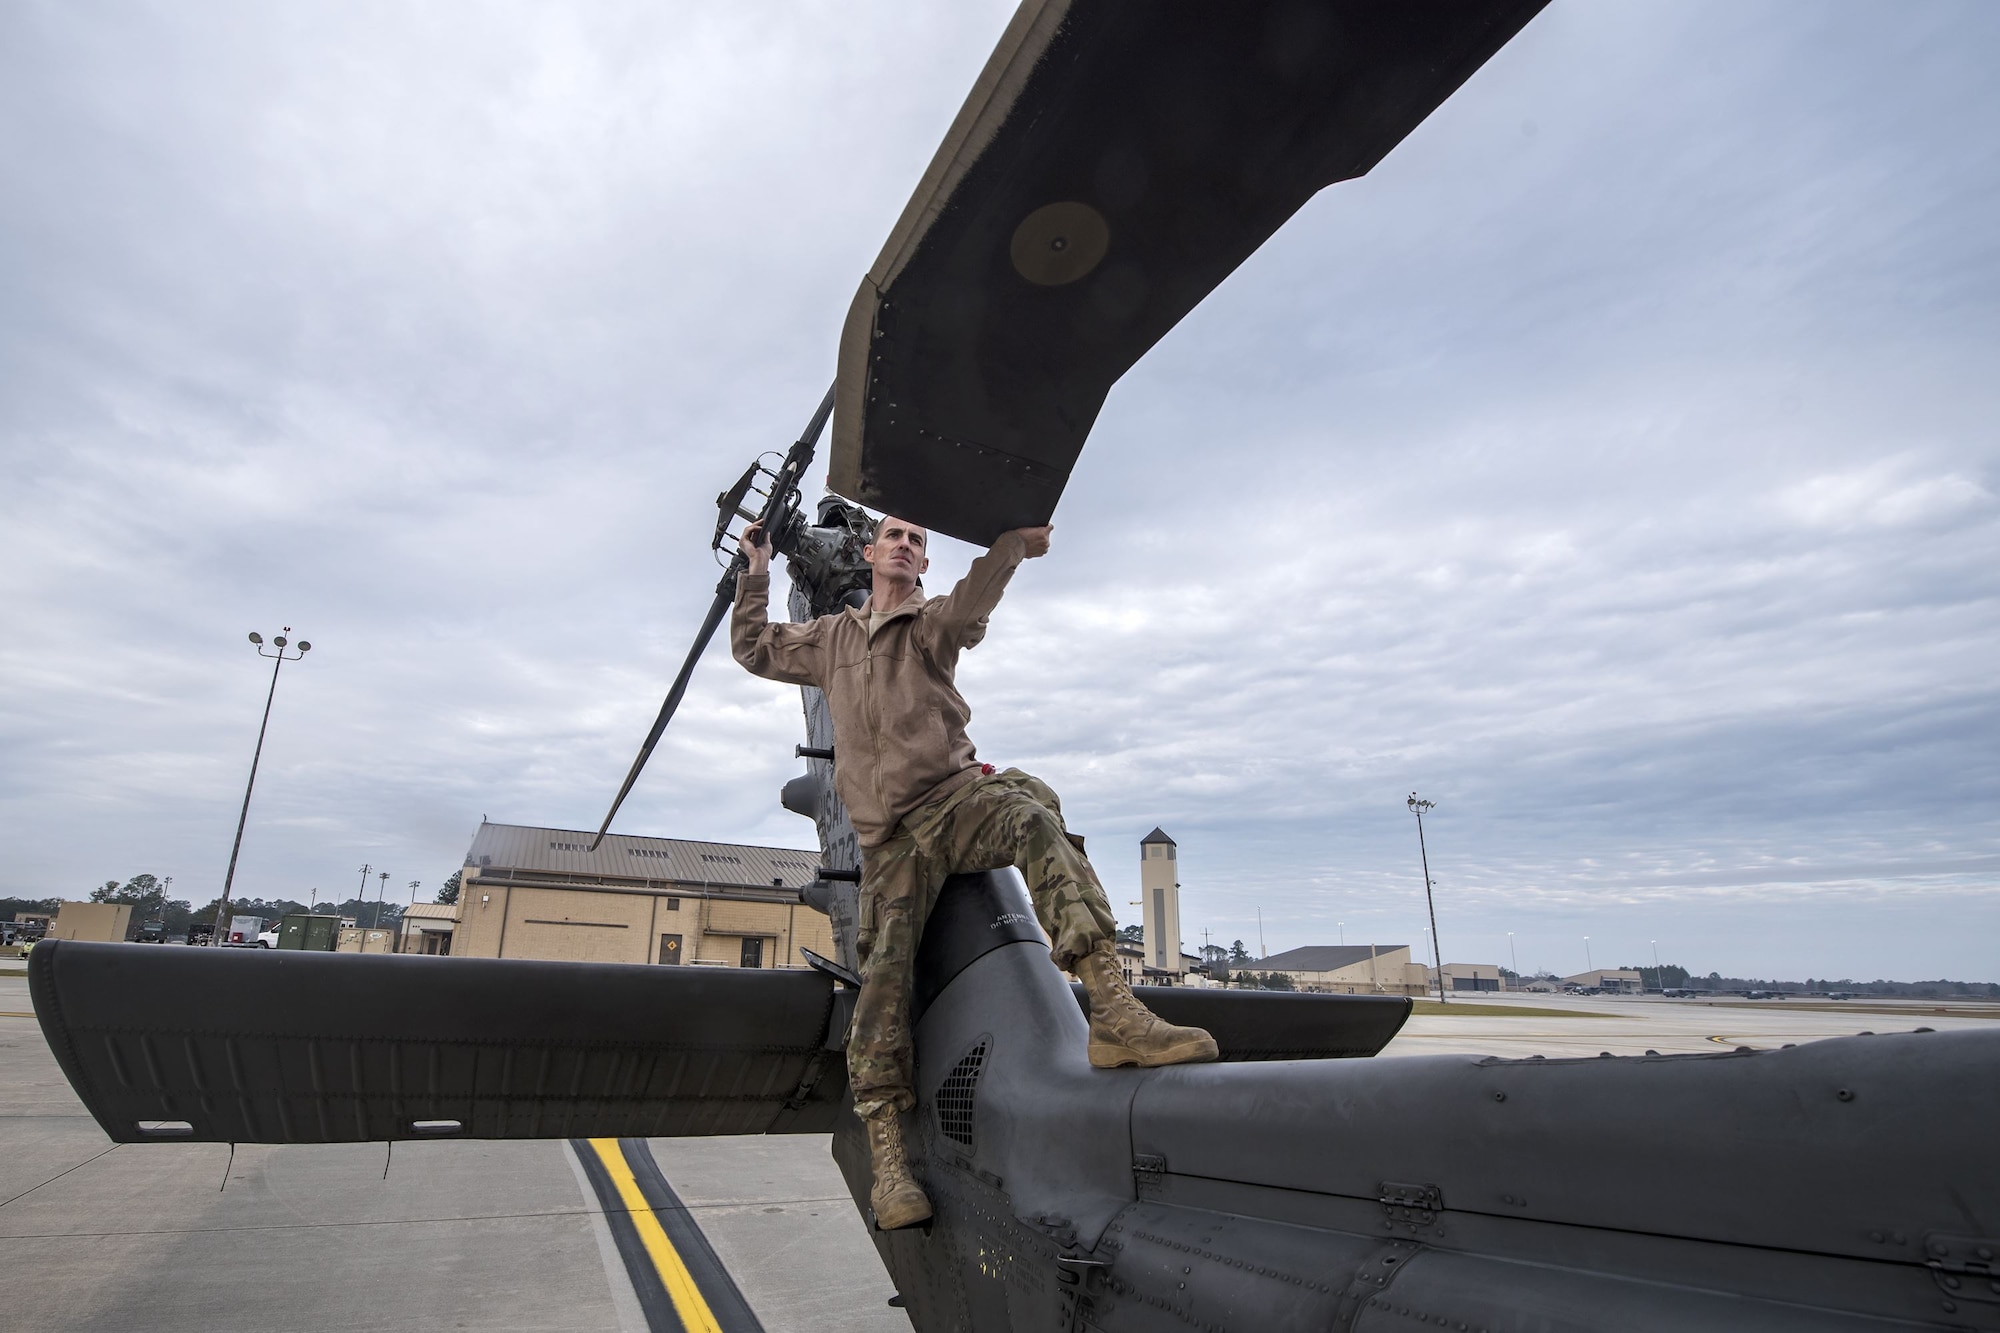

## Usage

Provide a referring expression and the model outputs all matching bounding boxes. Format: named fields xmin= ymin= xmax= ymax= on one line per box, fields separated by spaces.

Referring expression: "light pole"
xmin=1651 ymin=938 xmax=1663 ymax=994
xmin=1338 ymin=921 xmax=1345 ymax=946
xmin=375 ymin=871 xmax=390 ymax=931
xmin=214 ymin=629 xmax=311 ymax=944
xmin=1507 ymin=931 xmax=1518 ymax=987
xmin=404 ymin=881 xmax=421 ymax=953
xmin=1584 ymin=936 xmax=1593 ymax=974
xmin=1407 ymin=793 xmax=1445 ymax=1003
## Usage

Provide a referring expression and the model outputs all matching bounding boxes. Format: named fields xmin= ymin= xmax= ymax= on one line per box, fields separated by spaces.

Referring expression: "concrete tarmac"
xmin=1378 ymin=989 xmax=1995 ymax=1059
xmin=0 ymin=975 xmax=903 ymax=1333
xmin=3 ymin=971 xmax=1993 ymax=1331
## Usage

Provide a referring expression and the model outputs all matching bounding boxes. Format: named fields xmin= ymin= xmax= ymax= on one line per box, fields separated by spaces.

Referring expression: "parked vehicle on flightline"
xmin=222 ymin=915 xmax=268 ymax=947
xmin=275 ymin=913 xmax=341 ymax=952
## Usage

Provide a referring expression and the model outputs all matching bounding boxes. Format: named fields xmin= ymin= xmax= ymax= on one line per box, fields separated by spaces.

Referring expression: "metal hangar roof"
xmin=464 ymin=821 xmax=821 ymax=894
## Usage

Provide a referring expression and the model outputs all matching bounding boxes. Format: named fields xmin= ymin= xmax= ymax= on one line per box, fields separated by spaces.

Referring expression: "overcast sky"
xmin=3 ymin=2 xmax=1995 ymax=982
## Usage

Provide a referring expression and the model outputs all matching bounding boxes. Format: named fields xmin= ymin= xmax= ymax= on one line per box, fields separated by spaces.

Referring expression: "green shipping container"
xmin=277 ymin=913 xmax=340 ymax=952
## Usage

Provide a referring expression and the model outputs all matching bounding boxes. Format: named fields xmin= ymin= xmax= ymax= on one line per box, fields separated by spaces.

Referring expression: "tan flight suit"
xmin=730 ymin=534 xmax=1118 ymax=1120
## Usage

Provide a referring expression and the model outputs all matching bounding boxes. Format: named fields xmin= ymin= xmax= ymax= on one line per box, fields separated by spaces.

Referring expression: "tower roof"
xmin=1140 ymin=827 xmax=1176 ymax=846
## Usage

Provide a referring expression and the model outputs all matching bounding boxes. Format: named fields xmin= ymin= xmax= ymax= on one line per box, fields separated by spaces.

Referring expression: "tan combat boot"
xmin=1075 ymin=942 xmax=1220 ymax=1068
xmin=864 ymin=1109 xmax=933 ymax=1230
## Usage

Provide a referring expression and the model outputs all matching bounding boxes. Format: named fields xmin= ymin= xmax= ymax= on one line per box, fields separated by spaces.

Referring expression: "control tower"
xmin=1139 ymin=827 xmax=1183 ymax=978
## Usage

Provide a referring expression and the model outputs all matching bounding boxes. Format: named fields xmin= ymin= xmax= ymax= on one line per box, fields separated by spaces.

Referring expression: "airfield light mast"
xmin=1407 ymin=793 xmax=1445 ymax=1003
xmin=214 ymin=629 xmax=310 ymax=945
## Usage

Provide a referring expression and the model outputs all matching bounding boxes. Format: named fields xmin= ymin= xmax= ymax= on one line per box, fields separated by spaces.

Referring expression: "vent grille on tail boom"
xmin=934 ymin=1038 xmax=990 ymax=1148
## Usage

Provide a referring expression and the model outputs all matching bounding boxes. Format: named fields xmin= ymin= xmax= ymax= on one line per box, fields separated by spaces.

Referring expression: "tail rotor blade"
xmin=589 ymin=382 xmax=836 ymax=850
xmin=588 ymin=571 xmax=737 ymax=851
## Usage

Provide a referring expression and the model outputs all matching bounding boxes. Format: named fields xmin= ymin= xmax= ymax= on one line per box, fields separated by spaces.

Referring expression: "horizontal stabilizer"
xmin=30 ymin=940 xmax=852 ymax=1145
xmin=1073 ymin=982 xmax=1409 ymax=1059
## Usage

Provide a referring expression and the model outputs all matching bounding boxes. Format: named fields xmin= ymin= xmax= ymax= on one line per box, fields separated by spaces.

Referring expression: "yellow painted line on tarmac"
xmin=586 ymin=1136 xmax=724 ymax=1333
xmin=0 ymin=1011 xmax=36 ymax=1018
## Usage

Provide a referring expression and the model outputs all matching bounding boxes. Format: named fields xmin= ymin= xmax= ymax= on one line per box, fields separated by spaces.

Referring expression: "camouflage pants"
xmin=848 ymin=768 xmax=1117 ymax=1119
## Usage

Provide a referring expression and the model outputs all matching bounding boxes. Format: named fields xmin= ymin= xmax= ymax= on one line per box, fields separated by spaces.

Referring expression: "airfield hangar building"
xmin=1437 ymin=962 xmax=1506 ymax=993
xmin=454 ymin=821 xmax=834 ymax=969
xmin=1251 ymin=944 xmax=1431 ymax=996
xmin=1563 ymin=968 xmax=1645 ymax=993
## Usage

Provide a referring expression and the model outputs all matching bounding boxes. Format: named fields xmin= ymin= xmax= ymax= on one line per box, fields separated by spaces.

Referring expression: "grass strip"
xmin=1407 ymin=1000 xmax=1614 ymax=1018
xmin=1682 ymin=1000 xmax=2000 ymax=1019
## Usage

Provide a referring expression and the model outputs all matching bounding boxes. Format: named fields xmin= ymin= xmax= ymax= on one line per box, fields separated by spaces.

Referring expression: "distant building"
xmin=1563 ymin=968 xmax=1644 ymax=993
xmin=48 ymin=902 xmax=132 ymax=943
xmin=453 ymin=821 xmax=833 ymax=968
xmin=1093 ymin=939 xmax=1212 ymax=989
xmin=1436 ymin=962 xmax=1506 ymax=993
xmin=1112 ymin=938 xmax=1141 ymax=986
xmin=397 ymin=902 xmax=458 ymax=955
xmin=1138 ymin=828 xmax=1183 ymax=978
xmin=337 ymin=925 xmax=397 ymax=955
xmin=1250 ymin=944 xmax=1429 ymax=995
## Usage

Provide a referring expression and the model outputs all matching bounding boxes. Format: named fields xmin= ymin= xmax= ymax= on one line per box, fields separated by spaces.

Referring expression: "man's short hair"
xmin=870 ymin=516 xmax=929 ymax=541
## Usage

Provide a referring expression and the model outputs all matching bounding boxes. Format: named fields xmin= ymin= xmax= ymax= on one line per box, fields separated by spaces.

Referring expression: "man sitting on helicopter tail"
xmin=732 ymin=514 xmax=1218 ymax=1230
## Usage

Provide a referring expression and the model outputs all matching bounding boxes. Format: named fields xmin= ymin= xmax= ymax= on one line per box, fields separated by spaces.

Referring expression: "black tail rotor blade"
xmin=589 ymin=383 xmax=837 ymax=850
xmin=589 ymin=569 xmax=738 ymax=851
